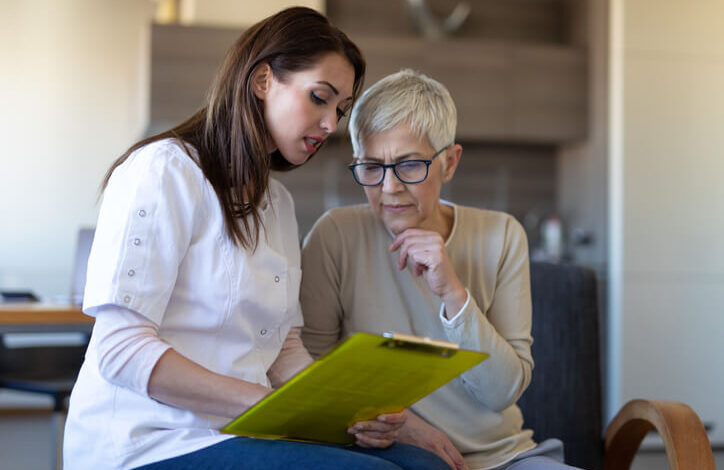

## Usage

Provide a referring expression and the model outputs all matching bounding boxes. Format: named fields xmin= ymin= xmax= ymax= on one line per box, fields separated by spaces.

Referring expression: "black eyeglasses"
xmin=348 ymin=144 xmax=452 ymax=186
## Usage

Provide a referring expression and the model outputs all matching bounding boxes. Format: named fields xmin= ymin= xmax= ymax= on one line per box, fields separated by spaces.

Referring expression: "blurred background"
xmin=1 ymin=0 xmax=723 ymax=468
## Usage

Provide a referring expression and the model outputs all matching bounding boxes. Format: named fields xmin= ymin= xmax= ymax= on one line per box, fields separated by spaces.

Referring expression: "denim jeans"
xmin=133 ymin=437 xmax=450 ymax=470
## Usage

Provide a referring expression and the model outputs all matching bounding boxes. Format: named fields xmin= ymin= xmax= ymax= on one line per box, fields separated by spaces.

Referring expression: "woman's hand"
xmin=389 ymin=228 xmax=467 ymax=317
xmin=347 ymin=410 xmax=407 ymax=448
xmin=397 ymin=412 xmax=468 ymax=470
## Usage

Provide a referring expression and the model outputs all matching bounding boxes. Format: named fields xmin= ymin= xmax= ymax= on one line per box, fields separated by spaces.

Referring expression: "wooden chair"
xmin=518 ymin=262 xmax=714 ymax=470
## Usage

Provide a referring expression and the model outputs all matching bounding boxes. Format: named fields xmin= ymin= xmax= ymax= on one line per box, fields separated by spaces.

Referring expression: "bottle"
xmin=541 ymin=215 xmax=562 ymax=262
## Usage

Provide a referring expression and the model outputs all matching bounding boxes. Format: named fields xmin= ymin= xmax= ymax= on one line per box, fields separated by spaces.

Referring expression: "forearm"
xmin=441 ymin=295 xmax=532 ymax=411
xmin=300 ymin=213 xmax=346 ymax=359
xmin=93 ymin=305 xmax=270 ymax=419
xmin=267 ymin=327 xmax=314 ymax=387
xmin=148 ymin=348 xmax=271 ymax=418
xmin=301 ymin=324 xmax=342 ymax=358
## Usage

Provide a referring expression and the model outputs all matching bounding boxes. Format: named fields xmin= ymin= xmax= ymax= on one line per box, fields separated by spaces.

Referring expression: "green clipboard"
xmin=221 ymin=331 xmax=489 ymax=444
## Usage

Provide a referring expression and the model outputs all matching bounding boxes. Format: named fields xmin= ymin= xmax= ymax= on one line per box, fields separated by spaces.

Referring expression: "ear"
xmin=252 ymin=63 xmax=273 ymax=100
xmin=441 ymin=144 xmax=462 ymax=183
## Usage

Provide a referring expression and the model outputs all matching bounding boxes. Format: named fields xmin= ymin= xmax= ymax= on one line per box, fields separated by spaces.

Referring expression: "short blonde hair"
xmin=349 ymin=69 xmax=457 ymax=161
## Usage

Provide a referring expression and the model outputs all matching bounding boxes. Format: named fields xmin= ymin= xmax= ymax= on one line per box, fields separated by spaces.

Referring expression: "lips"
xmin=303 ymin=136 xmax=323 ymax=153
xmin=382 ymin=203 xmax=413 ymax=214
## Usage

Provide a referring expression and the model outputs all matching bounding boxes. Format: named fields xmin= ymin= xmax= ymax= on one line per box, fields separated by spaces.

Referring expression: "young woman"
xmin=63 ymin=8 xmax=449 ymax=470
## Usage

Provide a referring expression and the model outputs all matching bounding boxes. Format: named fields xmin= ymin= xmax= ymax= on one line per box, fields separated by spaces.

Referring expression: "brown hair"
xmin=102 ymin=7 xmax=365 ymax=249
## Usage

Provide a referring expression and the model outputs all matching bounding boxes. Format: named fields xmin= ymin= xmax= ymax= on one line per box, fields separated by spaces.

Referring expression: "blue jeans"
xmin=133 ymin=437 xmax=450 ymax=470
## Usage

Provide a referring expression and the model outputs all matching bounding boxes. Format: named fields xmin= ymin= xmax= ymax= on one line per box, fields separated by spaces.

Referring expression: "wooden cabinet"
xmin=348 ymin=36 xmax=586 ymax=142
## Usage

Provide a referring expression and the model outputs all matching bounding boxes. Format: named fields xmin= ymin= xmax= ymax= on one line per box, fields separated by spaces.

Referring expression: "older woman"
xmin=300 ymin=70 xmax=582 ymax=470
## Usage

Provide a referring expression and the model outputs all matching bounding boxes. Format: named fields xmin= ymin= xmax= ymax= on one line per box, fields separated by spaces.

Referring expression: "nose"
xmin=381 ymin=167 xmax=403 ymax=193
xmin=321 ymin=110 xmax=338 ymax=134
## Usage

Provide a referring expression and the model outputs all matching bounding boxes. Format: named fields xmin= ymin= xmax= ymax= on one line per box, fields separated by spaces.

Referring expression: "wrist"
xmin=236 ymin=381 xmax=271 ymax=414
xmin=441 ymin=284 xmax=467 ymax=319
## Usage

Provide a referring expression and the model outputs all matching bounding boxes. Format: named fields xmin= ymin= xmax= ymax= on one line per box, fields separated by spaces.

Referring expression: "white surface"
xmin=0 ymin=0 xmax=153 ymax=300
xmin=631 ymin=450 xmax=724 ymax=470
xmin=607 ymin=0 xmax=625 ymax=430
xmin=2 ymin=332 xmax=87 ymax=348
xmin=180 ymin=0 xmax=324 ymax=27
xmin=608 ymin=0 xmax=724 ymax=445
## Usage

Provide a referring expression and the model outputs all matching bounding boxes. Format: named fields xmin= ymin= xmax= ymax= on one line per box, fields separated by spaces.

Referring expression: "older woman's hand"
xmin=347 ymin=410 xmax=407 ymax=448
xmin=389 ymin=228 xmax=468 ymax=317
xmin=398 ymin=411 xmax=468 ymax=470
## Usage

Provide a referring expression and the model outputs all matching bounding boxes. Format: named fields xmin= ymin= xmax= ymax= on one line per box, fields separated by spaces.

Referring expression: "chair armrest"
xmin=604 ymin=399 xmax=715 ymax=470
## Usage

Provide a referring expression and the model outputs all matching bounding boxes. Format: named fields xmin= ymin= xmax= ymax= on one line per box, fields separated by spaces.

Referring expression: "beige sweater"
xmin=300 ymin=203 xmax=537 ymax=470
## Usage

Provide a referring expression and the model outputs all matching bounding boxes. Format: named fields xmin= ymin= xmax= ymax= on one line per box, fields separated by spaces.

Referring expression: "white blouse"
xmin=64 ymin=139 xmax=305 ymax=470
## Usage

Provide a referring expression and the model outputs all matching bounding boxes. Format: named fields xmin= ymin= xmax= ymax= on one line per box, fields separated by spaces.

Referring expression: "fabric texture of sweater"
xmin=301 ymin=203 xmax=537 ymax=470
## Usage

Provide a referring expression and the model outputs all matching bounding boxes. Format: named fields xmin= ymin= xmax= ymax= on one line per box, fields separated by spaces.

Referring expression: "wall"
xmin=328 ymin=0 xmax=570 ymax=43
xmin=557 ymin=0 xmax=608 ymax=273
xmin=0 ymin=0 xmax=155 ymax=300
xmin=609 ymin=0 xmax=724 ymax=446
xmin=179 ymin=0 xmax=323 ymax=26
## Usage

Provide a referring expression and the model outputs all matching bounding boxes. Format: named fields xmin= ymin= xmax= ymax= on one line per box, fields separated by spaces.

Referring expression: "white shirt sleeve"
xmin=83 ymin=141 xmax=205 ymax=325
xmin=91 ymin=304 xmax=172 ymax=397
xmin=439 ymin=289 xmax=471 ymax=323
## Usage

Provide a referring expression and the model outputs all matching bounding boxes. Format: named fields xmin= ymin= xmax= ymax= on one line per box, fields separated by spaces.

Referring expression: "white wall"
xmin=180 ymin=0 xmax=324 ymax=27
xmin=609 ymin=0 xmax=724 ymax=445
xmin=0 ymin=0 xmax=155 ymax=300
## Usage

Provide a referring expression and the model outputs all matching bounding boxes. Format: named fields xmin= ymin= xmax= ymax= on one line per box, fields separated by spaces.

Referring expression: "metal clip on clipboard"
xmin=381 ymin=332 xmax=458 ymax=357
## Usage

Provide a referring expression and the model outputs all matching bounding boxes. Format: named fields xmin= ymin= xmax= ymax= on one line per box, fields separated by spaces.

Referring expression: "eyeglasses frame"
xmin=348 ymin=144 xmax=452 ymax=186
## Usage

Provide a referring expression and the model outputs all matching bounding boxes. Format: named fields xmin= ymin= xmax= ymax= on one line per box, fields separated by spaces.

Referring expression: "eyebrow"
xmin=317 ymin=82 xmax=354 ymax=104
xmin=358 ymin=152 xmax=424 ymax=162
xmin=316 ymin=81 xmax=339 ymax=95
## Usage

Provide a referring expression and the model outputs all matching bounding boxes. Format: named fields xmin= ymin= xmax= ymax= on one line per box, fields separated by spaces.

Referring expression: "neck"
xmin=425 ymin=202 xmax=455 ymax=241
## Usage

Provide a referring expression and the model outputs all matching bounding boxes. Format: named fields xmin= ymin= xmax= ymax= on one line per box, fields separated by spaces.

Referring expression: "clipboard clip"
xmin=381 ymin=332 xmax=458 ymax=358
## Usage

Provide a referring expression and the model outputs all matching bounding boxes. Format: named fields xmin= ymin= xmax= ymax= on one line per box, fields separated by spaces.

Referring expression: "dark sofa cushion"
xmin=517 ymin=262 xmax=603 ymax=470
